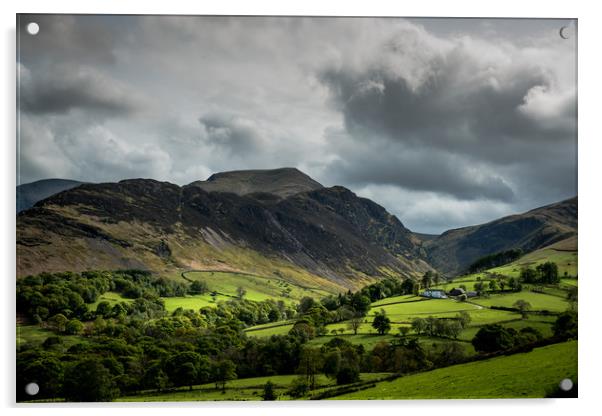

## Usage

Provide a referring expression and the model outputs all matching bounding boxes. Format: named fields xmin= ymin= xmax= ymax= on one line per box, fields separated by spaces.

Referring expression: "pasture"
xmin=118 ymin=373 xmax=392 ymax=401
xmin=470 ymin=291 xmax=569 ymax=312
xmin=332 ymin=341 xmax=577 ymax=400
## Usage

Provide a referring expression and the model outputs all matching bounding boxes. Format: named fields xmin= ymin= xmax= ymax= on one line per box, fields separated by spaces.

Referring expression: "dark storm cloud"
xmin=318 ymin=22 xmax=576 ymax=206
xmin=198 ymin=114 xmax=264 ymax=156
xmin=19 ymin=63 xmax=142 ymax=116
xmin=18 ymin=14 xmax=130 ymax=66
xmin=327 ymin=143 xmax=515 ymax=201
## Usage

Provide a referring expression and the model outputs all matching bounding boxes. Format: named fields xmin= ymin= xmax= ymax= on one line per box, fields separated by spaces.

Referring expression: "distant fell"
xmin=17 ymin=179 xmax=84 ymax=213
xmin=189 ymin=167 xmax=323 ymax=198
xmin=424 ymin=197 xmax=577 ymax=276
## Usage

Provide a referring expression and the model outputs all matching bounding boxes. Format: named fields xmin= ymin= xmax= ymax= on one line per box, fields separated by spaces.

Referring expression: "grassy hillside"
xmin=332 ymin=341 xmax=577 ymax=399
xmin=118 ymin=373 xmax=392 ymax=402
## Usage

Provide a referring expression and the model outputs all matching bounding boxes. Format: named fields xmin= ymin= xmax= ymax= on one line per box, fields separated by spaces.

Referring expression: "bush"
xmin=288 ymin=376 xmax=309 ymax=398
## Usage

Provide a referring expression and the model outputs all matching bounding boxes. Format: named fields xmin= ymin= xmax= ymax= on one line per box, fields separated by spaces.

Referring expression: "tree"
xmin=499 ymin=279 xmax=506 ymax=291
xmin=262 ymin=381 xmax=277 ymax=401
xmin=213 ymin=359 xmax=236 ymax=393
xmin=553 ymin=310 xmax=577 ymax=339
xmin=421 ymin=271 xmax=434 ymax=290
xmin=188 ymin=280 xmax=209 ymax=295
xmin=488 ymin=280 xmax=498 ymax=292
xmin=398 ymin=326 xmax=411 ymax=337
xmin=236 ymin=286 xmax=247 ymax=300
xmin=513 ymin=299 xmax=532 ymax=319
xmin=471 ymin=324 xmax=515 ymax=353
xmin=322 ymin=350 xmax=341 ymax=379
xmin=347 ymin=315 xmax=363 ymax=335
xmin=63 ymin=359 xmax=119 ymax=401
xmin=65 ymin=319 xmax=84 ymax=335
xmin=350 ymin=293 xmax=371 ymax=316
xmin=411 ymin=317 xmax=426 ymax=335
xmin=288 ymin=376 xmax=309 ymax=398
xmin=336 ymin=365 xmax=360 ymax=385
xmin=48 ymin=313 xmax=68 ymax=333
xmin=456 ymin=311 xmax=471 ymax=328
xmin=297 ymin=346 xmax=322 ymax=390
xmin=520 ymin=267 xmax=538 ymax=284
xmin=536 ymin=262 xmax=559 ymax=284
xmin=165 ymin=351 xmax=210 ymax=390
xmin=372 ymin=309 xmax=391 ymax=335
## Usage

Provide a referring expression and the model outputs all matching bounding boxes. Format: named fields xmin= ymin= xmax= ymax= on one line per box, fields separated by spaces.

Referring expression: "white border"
xmin=2 ymin=1 xmax=601 ymax=416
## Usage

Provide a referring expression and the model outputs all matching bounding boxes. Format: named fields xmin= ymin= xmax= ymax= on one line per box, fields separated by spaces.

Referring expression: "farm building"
xmin=466 ymin=291 xmax=478 ymax=297
xmin=448 ymin=287 xmax=466 ymax=296
xmin=420 ymin=289 xmax=447 ymax=299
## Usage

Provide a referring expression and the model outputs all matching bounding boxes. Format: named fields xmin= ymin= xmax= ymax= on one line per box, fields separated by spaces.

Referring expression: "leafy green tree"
xmin=213 ymin=359 xmax=237 ymax=393
xmin=347 ymin=315 xmax=363 ymax=335
xmin=488 ymin=280 xmax=498 ymax=291
xmin=236 ymin=286 xmax=247 ymax=300
xmin=520 ymin=267 xmax=538 ymax=284
xmin=297 ymin=346 xmax=322 ymax=390
xmin=553 ymin=310 xmax=578 ymax=339
xmin=322 ymin=350 xmax=341 ymax=379
xmin=411 ymin=317 xmax=426 ymax=335
xmin=165 ymin=351 xmax=209 ymax=390
xmin=350 ymin=293 xmax=371 ymax=316
xmin=63 ymin=359 xmax=119 ymax=402
xmin=48 ymin=313 xmax=68 ymax=332
xmin=188 ymin=280 xmax=209 ymax=295
xmin=336 ymin=365 xmax=360 ymax=385
xmin=536 ymin=262 xmax=559 ymax=284
xmin=65 ymin=319 xmax=84 ymax=335
xmin=262 ymin=381 xmax=277 ymax=401
xmin=471 ymin=324 xmax=516 ymax=353
xmin=513 ymin=299 xmax=532 ymax=319
xmin=372 ymin=309 xmax=391 ymax=335
xmin=288 ymin=376 xmax=309 ymax=398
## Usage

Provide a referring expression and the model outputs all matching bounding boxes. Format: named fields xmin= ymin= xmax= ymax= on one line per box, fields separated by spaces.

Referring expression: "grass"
xmin=244 ymin=321 xmax=296 ymax=337
xmin=183 ymin=270 xmax=330 ymax=303
xmin=457 ymin=319 xmax=554 ymax=342
xmin=163 ymin=294 xmax=231 ymax=312
xmin=16 ymin=325 xmax=85 ymax=349
xmin=470 ymin=291 xmax=569 ymax=312
xmin=332 ymin=341 xmax=577 ymax=399
xmin=118 ymin=373 xmax=392 ymax=401
xmin=90 ymin=292 xmax=130 ymax=311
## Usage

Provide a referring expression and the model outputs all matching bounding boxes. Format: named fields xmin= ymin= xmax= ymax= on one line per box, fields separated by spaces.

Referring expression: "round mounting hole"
xmin=25 ymin=382 xmax=39 ymax=396
xmin=26 ymin=22 xmax=40 ymax=36
xmin=559 ymin=378 xmax=573 ymax=391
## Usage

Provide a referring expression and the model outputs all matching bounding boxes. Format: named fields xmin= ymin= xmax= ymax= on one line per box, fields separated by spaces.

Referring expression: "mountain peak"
xmin=189 ymin=167 xmax=323 ymax=198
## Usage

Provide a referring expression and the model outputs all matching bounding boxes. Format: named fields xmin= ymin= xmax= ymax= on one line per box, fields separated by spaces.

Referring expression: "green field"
xmin=486 ymin=238 xmax=577 ymax=279
xmin=17 ymin=325 xmax=85 ymax=348
xmin=163 ymin=293 xmax=230 ymax=312
xmin=183 ymin=270 xmax=331 ymax=303
xmin=470 ymin=291 xmax=569 ymax=312
xmin=90 ymin=292 xmax=131 ymax=311
xmin=244 ymin=321 xmax=296 ymax=337
xmin=457 ymin=318 xmax=554 ymax=342
xmin=118 ymin=373 xmax=392 ymax=401
xmin=332 ymin=341 xmax=577 ymax=399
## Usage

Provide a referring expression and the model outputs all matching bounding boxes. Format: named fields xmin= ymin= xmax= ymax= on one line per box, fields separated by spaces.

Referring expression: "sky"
xmin=17 ymin=15 xmax=577 ymax=234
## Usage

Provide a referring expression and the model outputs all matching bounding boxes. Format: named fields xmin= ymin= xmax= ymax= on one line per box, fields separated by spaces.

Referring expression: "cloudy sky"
xmin=17 ymin=15 xmax=577 ymax=234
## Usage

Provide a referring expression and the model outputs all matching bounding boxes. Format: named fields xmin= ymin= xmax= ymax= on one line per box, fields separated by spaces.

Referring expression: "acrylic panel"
xmin=16 ymin=14 xmax=578 ymax=402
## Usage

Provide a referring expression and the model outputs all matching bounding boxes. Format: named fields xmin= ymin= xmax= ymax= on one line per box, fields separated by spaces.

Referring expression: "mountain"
xmin=189 ymin=167 xmax=323 ymax=198
xmin=16 ymin=169 xmax=432 ymax=289
xmin=423 ymin=197 xmax=577 ymax=276
xmin=16 ymin=179 xmax=84 ymax=213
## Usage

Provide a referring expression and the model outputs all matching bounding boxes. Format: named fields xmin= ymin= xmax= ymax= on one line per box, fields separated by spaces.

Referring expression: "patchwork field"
xmin=331 ymin=341 xmax=577 ymax=400
xmin=182 ymin=270 xmax=332 ymax=303
xmin=470 ymin=291 xmax=569 ymax=312
xmin=118 ymin=373 xmax=393 ymax=402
